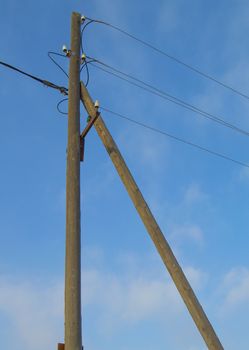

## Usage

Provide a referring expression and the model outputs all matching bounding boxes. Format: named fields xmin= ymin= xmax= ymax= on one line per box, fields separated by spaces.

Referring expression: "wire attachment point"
xmin=62 ymin=45 xmax=72 ymax=57
xmin=81 ymin=53 xmax=86 ymax=64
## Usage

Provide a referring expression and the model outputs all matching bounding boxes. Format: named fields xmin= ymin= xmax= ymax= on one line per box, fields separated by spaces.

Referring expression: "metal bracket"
xmin=80 ymin=137 xmax=85 ymax=162
xmin=58 ymin=343 xmax=83 ymax=350
xmin=80 ymin=111 xmax=100 ymax=162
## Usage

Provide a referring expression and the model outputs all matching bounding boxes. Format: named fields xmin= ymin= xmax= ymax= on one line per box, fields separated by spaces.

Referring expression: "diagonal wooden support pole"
xmin=80 ymin=82 xmax=224 ymax=350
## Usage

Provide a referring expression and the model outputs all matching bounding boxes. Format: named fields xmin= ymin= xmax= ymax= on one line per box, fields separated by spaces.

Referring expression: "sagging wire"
xmin=84 ymin=62 xmax=90 ymax=87
xmin=81 ymin=58 xmax=96 ymax=87
xmin=80 ymin=59 xmax=90 ymax=87
xmin=100 ymin=106 xmax=249 ymax=169
xmin=53 ymin=17 xmax=95 ymax=115
xmin=48 ymin=51 xmax=69 ymax=78
xmin=56 ymin=59 xmax=92 ymax=116
xmin=48 ymin=51 xmax=69 ymax=116
xmin=83 ymin=15 xmax=249 ymax=102
xmin=0 ymin=60 xmax=68 ymax=94
xmin=57 ymin=98 xmax=68 ymax=115
xmin=80 ymin=17 xmax=96 ymax=88
xmin=80 ymin=19 xmax=94 ymax=55
xmin=56 ymin=57 xmax=94 ymax=116
xmin=86 ymin=55 xmax=249 ymax=138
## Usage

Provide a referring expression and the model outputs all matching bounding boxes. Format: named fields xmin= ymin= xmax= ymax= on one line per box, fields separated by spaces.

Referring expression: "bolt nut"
xmin=66 ymin=50 xmax=72 ymax=57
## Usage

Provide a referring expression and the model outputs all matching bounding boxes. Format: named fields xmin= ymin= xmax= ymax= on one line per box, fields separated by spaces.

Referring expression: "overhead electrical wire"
xmin=47 ymin=51 xmax=70 ymax=115
xmin=80 ymin=59 xmax=96 ymax=86
xmin=48 ymin=48 xmax=93 ymax=88
xmin=56 ymin=59 xmax=93 ymax=115
xmin=2 ymin=57 xmax=248 ymax=169
xmin=48 ymin=46 xmax=93 ymax=111
xmin=100 ymin=106 xmax=249 ymax=169
xmin=80 ymin=19 xmax=94 ymax=55
xmin=84 ymin=62 xmax=90 ymax=87
xmin=88 ymin=57 xmax=249 ymax=137
xmin=80 ymin=19 xmax=97 ymax=87
xmin=57 ymin=98 xmax=68 ymax=115
xmin=48 ymin=51 xmax=69 ymax=78
xmin=0 ymin=60 xmax=68 ymax=95
xmin=84 ymin=16 xmax=249 ymax=101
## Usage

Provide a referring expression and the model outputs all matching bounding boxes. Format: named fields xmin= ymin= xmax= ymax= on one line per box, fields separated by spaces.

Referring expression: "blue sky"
xmin=1 ymin=1 xmax=249 ymax=349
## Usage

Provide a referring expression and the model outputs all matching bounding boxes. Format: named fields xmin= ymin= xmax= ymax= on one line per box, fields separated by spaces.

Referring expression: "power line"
xmin=80 ymin=60 xmax=95 ymax=86
xmin=0 ymin=57 xmax=91 ymax=114
xmin=100 ymin=106 xmax=249 ymax=169
xmin=88 ymin=58 xmax=249 ymax=137
xmin=56 ymin=58 xmax=93 ymax=115
xmin=48 ymin=51 xmax=69 ymax=78
xmin=80 ymin=20 xmax=94 ymax=55
xmin=48 ymin=47 xmax=93 ymax=87
xmin=57 ymin=98 xmax=68 ymax=115
xmin=0 ymin=60 xmax=68 ymax=95
xmin=84 ymin=16 xmax=249 ymax=101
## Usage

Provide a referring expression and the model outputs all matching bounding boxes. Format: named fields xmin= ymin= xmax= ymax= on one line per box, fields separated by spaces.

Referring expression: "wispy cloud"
xmin=170 ymin=224 xmax=204 ymax=247
xmin=220 ymin=267 xmax=249 ymax=310
xmin=0 ymin=277 xmax=63 ymax=350
xmin=0 ymin=249 xmax=208 ymax=349
xmin=183 ymin=183 xmax=207 ymax=205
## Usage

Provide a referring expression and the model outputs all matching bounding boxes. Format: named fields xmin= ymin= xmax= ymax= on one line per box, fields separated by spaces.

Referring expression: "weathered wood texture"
xmin=80 ymin=82 xmax=224 ymax=350
xmin=65 ymin=12 xmax=82 ymax=350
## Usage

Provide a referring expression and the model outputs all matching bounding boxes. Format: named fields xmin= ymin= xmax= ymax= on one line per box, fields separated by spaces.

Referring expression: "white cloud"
xmin=184 ymin=183 xmax=206 ymax=205
xmin=83 ymin=269 xmax=182 ymax=325
xmin=82 ymin=258 xmax=208 ymax=334
xmin=221 ymin=267 xmax=249 ymax=309
xmin=118 ymin=123 xmax=169 ymax=173
xmin=0 ymin=277 xmax=63 ymax=350
xmin=170 ymin=224 xmax=204 ymax=247
xmin=0 ymin=253 xmax=208 ymax=349
xmin=184 ymin=266 xmax=207 ymax=291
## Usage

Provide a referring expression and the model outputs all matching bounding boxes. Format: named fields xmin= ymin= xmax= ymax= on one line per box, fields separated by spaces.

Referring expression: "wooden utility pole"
xmin=80 ymin=82 xmax=224 ymax=350
xmin=65 ymin=12 xmax=82 ymax=350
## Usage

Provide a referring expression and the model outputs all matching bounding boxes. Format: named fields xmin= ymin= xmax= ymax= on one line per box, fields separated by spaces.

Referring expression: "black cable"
xmin=80 ymin=58 xmax=96 ymax=86
xmin=85 ymin=16 xmax=249 ymax=101
xmin=84 ymin=62 xmax=90 ymax=87
xmin=47 ymin=49 xmax=91 ymax=100
xmin=0 ymin=60 xmax=48 ymax=84
xmin=80 ymin=61 xmax=86 ymax=73
xmin=80 ymin=20 xmax=94 ymax=54
xmin=48 ymin=51 xmax=69 ymax=78
xmin=100 ymin=106 xmax=249 ymax=169
xmin=88 ymin=59 xmax=249 ymax=137
xmin=57 ymin=98 xmax=68 ymax=115
xmin=80 ymin=61 xmax=90 ymax=85
xmin=56 ymin=59 xmax=92 ymax=114
xmin=0 ymin=60 xmax=68 ymax=94
xmin=80 ymin=19 xmax=97 ymax=86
